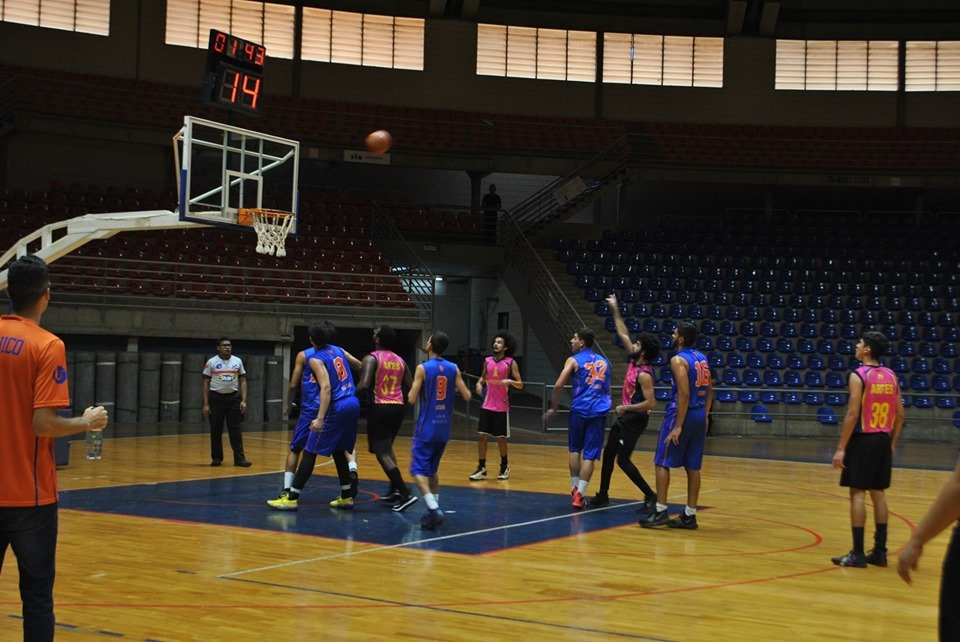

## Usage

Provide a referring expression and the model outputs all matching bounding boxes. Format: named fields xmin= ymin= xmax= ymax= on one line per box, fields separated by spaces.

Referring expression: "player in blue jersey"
xmin=407 ymin=331 xmax=472 ymax=529
xmin=275 ymin=341 xmax=321 ymax=496
xmin=544 ymin=328 xmax=612 ymax=510
xmin=268 ymin=321 xmax=362 ymax=511
xmin=641 ymin=321 xmax=712 ymax=529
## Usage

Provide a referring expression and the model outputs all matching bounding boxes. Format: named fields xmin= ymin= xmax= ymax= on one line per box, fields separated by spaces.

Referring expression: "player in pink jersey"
xmin=831 ymin=330 xmax=905 ymax=568
xmin=587 ymin=294 xmax=659 ymax=510
xmin=469 ymin=331 xmax=523 ymax=481
xmin=356 ymin=325 xmax=416 ymax=511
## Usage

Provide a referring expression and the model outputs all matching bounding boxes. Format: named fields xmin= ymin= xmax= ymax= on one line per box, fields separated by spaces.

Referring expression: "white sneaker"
xmin=497 ymin=468 xmax=510 ymax=480
xmin=469 ymin=466 xmax=487 ymax=480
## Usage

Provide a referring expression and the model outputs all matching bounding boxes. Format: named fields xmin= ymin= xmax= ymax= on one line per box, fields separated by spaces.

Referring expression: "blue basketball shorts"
xmin=410 ymin=439 xmax=447 ymax=477
xmin=290 ymin=406 xmax=319 ymax=452
xmin=653 ymin=404 xmax=707 ymax=470
xmin=305 ymin=396 xmax=361 ymax=457
xmin=568 ymin=412 xmax=606 ymax=461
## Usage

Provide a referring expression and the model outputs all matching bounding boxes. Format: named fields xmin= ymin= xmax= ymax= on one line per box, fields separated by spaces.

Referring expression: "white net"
xmin=250 ymin=209 xmax=296 ymax=257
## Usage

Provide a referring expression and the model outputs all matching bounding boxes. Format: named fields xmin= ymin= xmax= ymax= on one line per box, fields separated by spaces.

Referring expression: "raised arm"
xmin=606 ymin=294 xmax=632 ymax=354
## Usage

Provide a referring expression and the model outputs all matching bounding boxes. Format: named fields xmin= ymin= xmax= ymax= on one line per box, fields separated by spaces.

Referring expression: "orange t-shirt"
xmin=0 ymin=315 xmax=70 ymax=506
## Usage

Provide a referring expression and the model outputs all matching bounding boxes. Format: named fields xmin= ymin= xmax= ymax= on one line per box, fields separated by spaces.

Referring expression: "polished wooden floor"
xmin=2 ymin=427 xmax=956 ymax=641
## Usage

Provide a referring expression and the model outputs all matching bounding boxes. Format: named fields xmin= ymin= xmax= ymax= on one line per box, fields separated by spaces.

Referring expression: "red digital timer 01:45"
xmin=202 ymin=29 xmax=265 ymax=117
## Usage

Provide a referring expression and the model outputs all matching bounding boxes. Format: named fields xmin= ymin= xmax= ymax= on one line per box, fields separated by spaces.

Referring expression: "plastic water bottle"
xmin=86 ymin=430 xmax=103 ymax=460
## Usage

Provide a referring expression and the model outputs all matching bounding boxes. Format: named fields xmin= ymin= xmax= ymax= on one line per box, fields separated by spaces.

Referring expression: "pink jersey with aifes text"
xmin=481 ymin=356 xmax=514 ymax=412
xmin=372 ymin=350 xmax=405 ymax=405
xmin=855 ymin=365 xmax=900 ymax=433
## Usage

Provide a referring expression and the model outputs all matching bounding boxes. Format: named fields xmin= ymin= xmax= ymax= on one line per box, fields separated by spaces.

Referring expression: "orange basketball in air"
xmin=365 ymin=129 xmax=392 ymax=154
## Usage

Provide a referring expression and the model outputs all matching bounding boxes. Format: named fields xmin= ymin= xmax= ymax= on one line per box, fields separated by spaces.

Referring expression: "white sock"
xmin=656 ymin=502 xmax=668 ymax=512
xmin=685 ymin=505 xmax=697 ymax=516
xmin=348 ymin=460 xmax=358 ymax=472
xmin=283 ymin=472 xmax=294 ymax=489
xmin=424 ymin=493 xmax=439 ymax=510
xmin=571 ymin=476 xmax=580 ymax=490
xmin=577 ymin=480 xmax=589 ymax=495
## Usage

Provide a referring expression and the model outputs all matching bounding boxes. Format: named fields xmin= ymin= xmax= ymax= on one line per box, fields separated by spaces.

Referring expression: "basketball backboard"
xmin=173 ymin=116 xmax=299 ymax=234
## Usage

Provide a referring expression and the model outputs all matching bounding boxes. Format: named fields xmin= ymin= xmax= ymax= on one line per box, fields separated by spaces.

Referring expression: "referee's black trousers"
xmin=209 ymin=391 xmax=245 ymax=463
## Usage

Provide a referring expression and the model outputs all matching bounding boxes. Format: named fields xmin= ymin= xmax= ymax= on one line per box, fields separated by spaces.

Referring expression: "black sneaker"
xmin=865 ymin=548 xmax=888 ymax=567
xmin=392 ymin=494 xmax=419 ymax=513
xmin=420 ymin=508 xmax=444 ymax=529
xmin=640 ymin=510 xmax=669 ymax=528
xmin=234 ymin=459 xmax=252 ymax=467
xmin=348 ymin=470 xmax=359 ymax=499
xmin=831 ymin=550 xmax=867 ymax=568
xmin=636 ymin=495 xmax=657 ymax=515
xmin=586 ymin=493 xmax=610 ymax=508
xmin=211 ymin=460 xmax=222 ymax=467
xmin=668 ymin=513 xmax=699 ymax=530
xmin=380 ymin=489 xmax=403 ymax=503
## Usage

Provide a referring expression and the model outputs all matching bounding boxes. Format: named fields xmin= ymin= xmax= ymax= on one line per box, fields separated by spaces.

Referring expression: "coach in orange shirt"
xmin=1 ymin=255 xmax=108 ymax=641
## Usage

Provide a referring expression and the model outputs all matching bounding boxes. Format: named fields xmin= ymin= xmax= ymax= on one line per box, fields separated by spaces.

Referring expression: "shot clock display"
xmin=201 ymin=29 xmax=265 ymax=117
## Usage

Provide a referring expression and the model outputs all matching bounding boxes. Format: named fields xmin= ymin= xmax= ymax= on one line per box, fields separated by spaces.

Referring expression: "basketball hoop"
xmin=238 ymin=208 xmax=296 ymax=257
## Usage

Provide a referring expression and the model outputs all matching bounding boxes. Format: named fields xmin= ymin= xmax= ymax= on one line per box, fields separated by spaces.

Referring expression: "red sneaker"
xmin=572 ymin=488 xmax=585 ymax=509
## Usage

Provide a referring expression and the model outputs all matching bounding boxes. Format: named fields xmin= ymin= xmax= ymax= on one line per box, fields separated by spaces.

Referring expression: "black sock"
xmin=386 ymin=467 xmax=407 ymax=495
xmin=852 ymin=526 xmax=865 ymax=554
xmin=291 ymin=451 xmax=318 ymax=495
xmin=478 ymin=458 xmax=486 ymax=469
xmin=500 ymin=456 xmax=508 ymax=469
xmin=875 ymin=523 xmax=888 ymax=551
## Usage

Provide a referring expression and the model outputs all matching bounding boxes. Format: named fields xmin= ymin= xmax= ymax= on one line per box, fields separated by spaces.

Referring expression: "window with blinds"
xmin=775 ymin=39 xmax=898 ymax=90
xmin=906 ymin=41 xmax=960 ymax=91
xmin=476 ymin=24 xmax=596 ymax=82
xmin=602 ymin=33 xmax=723 ymax=87
xmin=165 ymin=0 xmax=295 ymax=59
xmin=302 ymin=8 xmax=424 ymax=70
xmin=1 ymin=0 xmax=109 ymax=35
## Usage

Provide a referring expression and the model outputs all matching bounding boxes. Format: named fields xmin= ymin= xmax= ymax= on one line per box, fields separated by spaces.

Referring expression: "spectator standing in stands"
xmin=469 ymin=331 xmax=523 ymax=481
xmin=831 ymin=331 xmax=904 ymax=567
xmin=202 ymin=337 xmax=251 ymax=467
xmin=897 ymin=455 xmax=960 ymax=640
xmin=1 ymin=255 xmax=109 ymax=641
xmin=641 ymin=321 xmax=711 ymax=530
xmin=587 ymin=295 xmax=659 ymax=511
xmin=544 ymin=328 xmax=612 ymax=510
xmin=481 ymin=184 xmax=502 ymax=243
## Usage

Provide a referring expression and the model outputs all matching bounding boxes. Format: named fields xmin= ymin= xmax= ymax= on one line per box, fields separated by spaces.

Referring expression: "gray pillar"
xmin=244 ymin=355 xmax=265 ymax=423
xmin=115 ymin=352 xmax=139 ymax=424
xmin=265 ymin=357 xmax=284 ymax=422
xmin=138 ymin=352 xmax=161 ymax=423
xmin=94 ymin=351 xmax=117 ymax=424
xmin=159 ymin=352 xmax=182 ymax=422
xmin=73 ymin=351 xmax=96 ymax=415
xmin=180 ymin=354 xmax=206 ymax=423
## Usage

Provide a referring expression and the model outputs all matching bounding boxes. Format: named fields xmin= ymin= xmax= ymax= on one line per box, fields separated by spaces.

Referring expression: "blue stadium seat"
xmin=946 ymin=327 xmax=960 ymax=342
xmin=717 ymin=335 xmax=734 ymax=351
xmin=941 ymin=343 xmax=958 ymax=358
xmin=766 ymin=353 xmax=784 ymax=369
xmin=763 ymin=370 xmax=783 ymax=386
xmin=912 ymin=357 xmax=931 ymax=373
xmin=820 ymin=324 xmax=838 ymax=339
xmin=746 ymin=352 xmax=763 ymax=368
xmin=936 ymin=396 xmax=955 ymax=410
xmin=707 ymin=352 xmax=724 ymax=370
xmin=801 ymin=308 xmax=819 ymax=323
xmin=639 ymin=289 xmax=656 ymax=303
xmin=743 ymin=369 xmax=761 ymax=386
xmin=642 ymin=318 xmax=659 ymax=333
xmin=918 ymin=311 xmax=935 ymax=327
xmin=620 ymin=289 xmax=637 ymax=303
xmin=826 ymin=372 xmax=846 ymax=388
xmin=725 ymin=306 xmax=743 ymax=321
xmin=828 ymin=354 xmax=846 ymax=371
xmin=919 ymin=342 xmax=937 ymax=358
xmin=715 ymin=389 xmax=736 ymax=403
xmin=797 ymin=338 xmax=815 ymax=354
xmin=858 ymin=310 xmax=876 ymax=325
xmin=736 ymin=337 xmax=754 ymax=352
xmin=910 ymin=374 xmax=930 ymax=391
xmin=826 ymin=393 xmax=846 ymax=406
xmin=898 ymin=342 xmax=917 ymax=357
xmin=688 ymin=304 xmax=704 ymax=319
xmin=720 ymin=320 xmax=737 ymax=336
xmin=696 ymin=336 xmax=714 ymax=351
xmin=740 ymin=321 xmax=758 ymax=337
xmin=659 ymin=366 xmax=674 ymax=384
xmin=727 ymin=352 xmax=745 ymax=368
xmin=604 ymin=317 xmax=617 ymax=332
xmin=668 ymin=303 xmax=685 ymax=318
xmin=745 ymin=306 xmax=762 ymax=321
xmin=912 ymin=395 xmax=933 ymax=409
xmin=760 ymin=322 xmax=778 ymax=337
xmin=817 ymin=339 xmax=836 ymax=355
xmin=650 ymin=303 xmax=667 ymax=318
xmin=723 ymin=369 xmax=742 ymax=386
xmin=817 ymin=407 xmax=839 ymax=424
xmin=807 ymin=354 xmax=826 ymax=370
xmin=933 ymin=375 xmax=951 ymax=392
xmin=890 ymin=356 xmax=909 ymax=373
xmin=804 ymin=392 xmax=825 ymax=405
xmin=764 ymin=307 xmax=782 ymax=322
xmin=575 ymin=275 xmax=591 ymax=288
xmin=782 ymin=391 xmax=801 ymax=404
xmin=784 ymin=370 xmax=802 ymax=387
xmin=760 ymin=390 xmax=780 ymax=405
xmin=938 ymin=312 xmax=956 ymax=327
xmin=821 ymin=308 xmax=838 ymax=323
xmin=780 ymin=322 xmax=798 ymax=337
xmin=805 ymin=371 xmax=824 ymax=387
xmin=739 ymin=390 xmax=759 ymax=404
xmin=631 ymin=303 xmax=648 ymax=318
xmin=787 ymin=353 xmax=804 ymax=369
xmin=776 ymin=338 xmax=794 ymax=353
xmin=757 ymin=337 xmax=774 ymax=353
xmin=837 ymin=340 xmax=855 ymax=355
xmin=800 ymin=323 xmax=817 ymax=338
xmin=625 ymin=317 xmax=641 ymax=332
xmin=594 ymin=302 xmax=611 ymax=316
xmin=707 ymin=304 xmax=723 ymax=320
xmin=841 ymin=325 xmax=859 ymax=339
xmin=923 ymin=326 xmax=941 ymax=342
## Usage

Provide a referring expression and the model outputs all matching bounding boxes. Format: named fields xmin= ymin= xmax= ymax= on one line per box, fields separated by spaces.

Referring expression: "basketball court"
xmin=1 ymin=423 xmax=951 ymax=641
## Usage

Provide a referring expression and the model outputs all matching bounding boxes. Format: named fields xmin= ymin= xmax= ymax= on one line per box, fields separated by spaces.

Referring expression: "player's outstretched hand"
xmin=543 ymin=409 xmax=556 ymax=423
xmin=606 ymin=294 xmax=618 ymax=308
xmin=83 ymin=405 xmax=108 ymax=431
xmin=897 ymin=538 xmax=923 ymax=585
